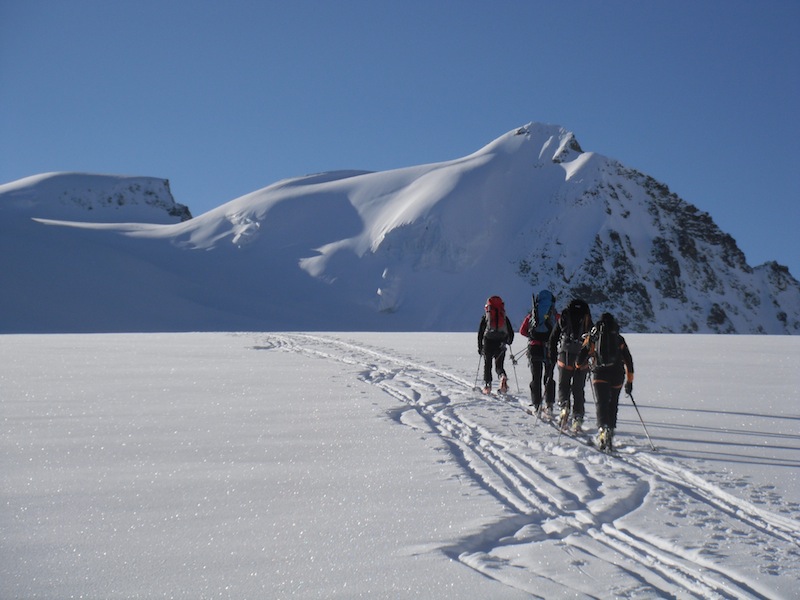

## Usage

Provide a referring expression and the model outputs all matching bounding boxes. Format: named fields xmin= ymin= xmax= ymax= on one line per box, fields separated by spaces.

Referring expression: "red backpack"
xmin=484 ymin=296 xmax=508 ymax=340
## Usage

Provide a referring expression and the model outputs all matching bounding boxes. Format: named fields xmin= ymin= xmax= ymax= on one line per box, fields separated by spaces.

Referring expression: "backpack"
xmin=529 ymin=290 xmax=556 ymax=335
xmin=558 ymin=298 xmax=591 ymax=354
xmin=484 ymin=296 xmax=508 ymax=340
xmin=594 ymin=313 xmax=621 ymax=367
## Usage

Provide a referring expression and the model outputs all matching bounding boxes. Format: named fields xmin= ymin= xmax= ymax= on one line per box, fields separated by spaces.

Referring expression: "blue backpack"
xmin=529 ymin=290 xmax=556 ymax=335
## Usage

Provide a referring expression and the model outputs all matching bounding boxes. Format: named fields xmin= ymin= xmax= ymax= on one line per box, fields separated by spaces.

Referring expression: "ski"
xmin=522 ymin=404 xmax=553 ymax=420
xmin=561 ymin=427 xmax=596 ymax=448
xmin=547 ymin=415 xmax=624 ymax=454
xmin=569 ymin=427 xmax=626 ymax=455
xmin=474 ymin=386 xmax=510 ymax=400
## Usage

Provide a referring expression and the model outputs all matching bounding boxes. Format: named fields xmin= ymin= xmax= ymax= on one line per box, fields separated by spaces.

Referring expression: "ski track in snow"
xmin=262 ymin=333 xmax=799 ymax=599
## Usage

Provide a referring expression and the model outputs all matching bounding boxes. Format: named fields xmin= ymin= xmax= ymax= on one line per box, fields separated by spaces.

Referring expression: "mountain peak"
xmin=475 ymin=122 xmax=584 ymax=165
xmin=0 ymin=125 xmax=797 ymax=334
xmin=512 ymin=122 xmax=584 ymax=163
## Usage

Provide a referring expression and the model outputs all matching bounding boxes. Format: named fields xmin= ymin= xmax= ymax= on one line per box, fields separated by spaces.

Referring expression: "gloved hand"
xmin=625 ymin=381 xmax=633 ymax=395
xmin=478 ymin=346 xmax=483 ymax=356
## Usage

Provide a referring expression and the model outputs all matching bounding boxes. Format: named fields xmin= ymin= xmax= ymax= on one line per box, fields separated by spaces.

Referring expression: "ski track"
xmin=262 ymin=333 xmax=799 ymax=599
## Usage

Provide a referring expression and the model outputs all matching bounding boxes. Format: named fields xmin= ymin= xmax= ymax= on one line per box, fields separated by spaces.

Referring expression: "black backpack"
xmin=558 ymin=299 xmax=591 ymax=354
xmin=594 ymin=313 xmax=621 ymax=367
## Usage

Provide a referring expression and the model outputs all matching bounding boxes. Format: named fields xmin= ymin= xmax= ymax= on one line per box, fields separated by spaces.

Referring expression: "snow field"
xmin=1 ymin=332 xmax=798 ymax=599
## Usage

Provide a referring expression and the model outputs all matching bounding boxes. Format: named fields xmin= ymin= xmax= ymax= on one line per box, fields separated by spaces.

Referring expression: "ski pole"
xmin=588 ymin=371 xmax=598 ymax=407
xmin=628 ymin=392 xmax=656 ymax=451
xmin=509 ymin=348 xmax=521 ymax=393
xmin=473 ymin=354 xmax=482 ymax=391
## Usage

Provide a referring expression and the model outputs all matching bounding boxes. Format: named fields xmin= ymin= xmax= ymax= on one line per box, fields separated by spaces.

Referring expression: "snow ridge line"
xmin=263 ymin=334 xmax=794 ymax=599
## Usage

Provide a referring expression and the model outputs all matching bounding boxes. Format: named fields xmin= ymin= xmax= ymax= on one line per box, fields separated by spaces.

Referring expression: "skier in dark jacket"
xmin=478 ymin=296 xmax=514 ymax=395
xmin=518 ymin=290 xmax=557 ymax=417
xmin=548 ymin=298 xmax=592 ymax=432
xmin=577 ymin=312 xmax=634 ymax=451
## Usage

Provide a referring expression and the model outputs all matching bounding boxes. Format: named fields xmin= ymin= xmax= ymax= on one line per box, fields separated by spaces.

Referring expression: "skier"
xmin=577 ymin=312 xmax=634 ymax=451
xmin=478 ymin=295 xmax=515 ymax=394
xmin=548 ymin=298 xmax=592 ymax=432
xmin=518 ymin=289 xmax=557 ymax=417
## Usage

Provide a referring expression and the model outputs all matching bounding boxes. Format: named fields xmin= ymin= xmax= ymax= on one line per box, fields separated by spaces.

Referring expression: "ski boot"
xmin=482 ymin=382 xmax=492 ymax=395
xmin=499 ymin=375 xmax=508 ymax=394
xmin=598 ymin=427 xmax=614 ymax=451
xmin=559 ymin=407 xmax=570 ymax=430
xmin=597 ymin=427 xmax=608 ymax=450
xmin=541 ymin=404 xmax=554 ymax=420
xmin=572 ymin=415 xmax=584 ymax=433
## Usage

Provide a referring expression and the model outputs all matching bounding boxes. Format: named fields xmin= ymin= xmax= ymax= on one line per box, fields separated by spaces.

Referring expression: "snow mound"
xmin=0 ymin=172 xmax=191 ymax=224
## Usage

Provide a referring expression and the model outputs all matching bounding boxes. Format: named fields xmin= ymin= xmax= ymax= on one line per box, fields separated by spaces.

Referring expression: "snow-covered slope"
xmin=1 ymin=125 xmax=797 ymax=333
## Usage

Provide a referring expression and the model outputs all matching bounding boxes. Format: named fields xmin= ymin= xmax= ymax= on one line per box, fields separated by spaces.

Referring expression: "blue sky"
xmin=2 ymin=0 xmax=798 ymax=278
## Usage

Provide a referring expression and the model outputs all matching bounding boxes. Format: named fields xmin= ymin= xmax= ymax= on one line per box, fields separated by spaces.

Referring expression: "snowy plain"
xmin=1 ymin=332 xmax=798 ymax=599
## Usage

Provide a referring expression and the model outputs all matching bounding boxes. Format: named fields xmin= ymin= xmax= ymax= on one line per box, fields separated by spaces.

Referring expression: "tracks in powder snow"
xmin=261 ymin=333 xmax=799 ymax=599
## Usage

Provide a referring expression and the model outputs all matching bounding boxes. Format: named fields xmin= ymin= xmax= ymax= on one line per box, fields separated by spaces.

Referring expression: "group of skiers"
xmin=477 ymin=291 xmax=634 ymax=451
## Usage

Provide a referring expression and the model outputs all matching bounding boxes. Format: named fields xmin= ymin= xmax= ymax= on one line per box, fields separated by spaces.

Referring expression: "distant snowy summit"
xmin=1 ymin=124 xmax=798 ymax=334
xmin=0 ymin=172 xmax=192 ymax=223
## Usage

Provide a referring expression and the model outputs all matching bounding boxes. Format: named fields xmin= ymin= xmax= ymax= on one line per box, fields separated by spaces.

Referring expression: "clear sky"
xmin=2 ymin=0 xmax=798 ymax=278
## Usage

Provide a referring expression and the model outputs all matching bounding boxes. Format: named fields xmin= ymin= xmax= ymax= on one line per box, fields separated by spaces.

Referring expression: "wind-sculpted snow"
xmin=267 ymin=333 xmax=800 ymax=599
